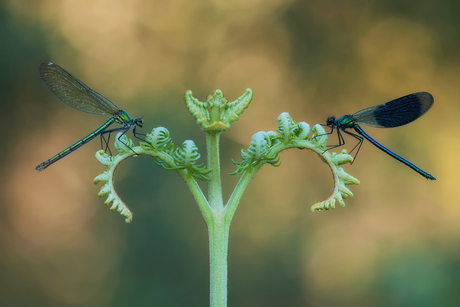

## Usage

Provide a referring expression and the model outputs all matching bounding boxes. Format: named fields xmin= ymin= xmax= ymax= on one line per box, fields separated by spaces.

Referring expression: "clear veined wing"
xmin=38 ymin=62 xmax=120 ymax=115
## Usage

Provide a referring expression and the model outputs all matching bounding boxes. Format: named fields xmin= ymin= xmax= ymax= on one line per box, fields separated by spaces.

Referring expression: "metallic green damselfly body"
xmin=35 ymin=62 xmax=143 ymax=171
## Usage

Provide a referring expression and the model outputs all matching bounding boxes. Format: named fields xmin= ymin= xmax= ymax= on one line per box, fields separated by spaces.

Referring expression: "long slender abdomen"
xmin=353 ymin=124 xmax=435 ymax=180
xmin=35 ymin=118 xmax=116 ymax=171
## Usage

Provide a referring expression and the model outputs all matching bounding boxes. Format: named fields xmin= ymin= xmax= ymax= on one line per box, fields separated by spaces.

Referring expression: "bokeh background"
xmin=1 ymin=0 xmax=459 ymax=306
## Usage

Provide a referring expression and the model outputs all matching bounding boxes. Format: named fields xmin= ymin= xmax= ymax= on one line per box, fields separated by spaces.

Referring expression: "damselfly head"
xmin=326 ymin=116 xmax=336 ymax=127
xmin=134 ymin=117 xmax=143 ymax=128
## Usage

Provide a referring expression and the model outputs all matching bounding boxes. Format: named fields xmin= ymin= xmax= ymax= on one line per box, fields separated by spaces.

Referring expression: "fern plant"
xmin=94 ymin=88 xmax=359 ymax=307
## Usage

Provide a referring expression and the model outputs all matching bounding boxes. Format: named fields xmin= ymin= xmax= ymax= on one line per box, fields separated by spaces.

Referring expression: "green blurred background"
xmin=1 ymin=0 xmax=459 ymax=306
